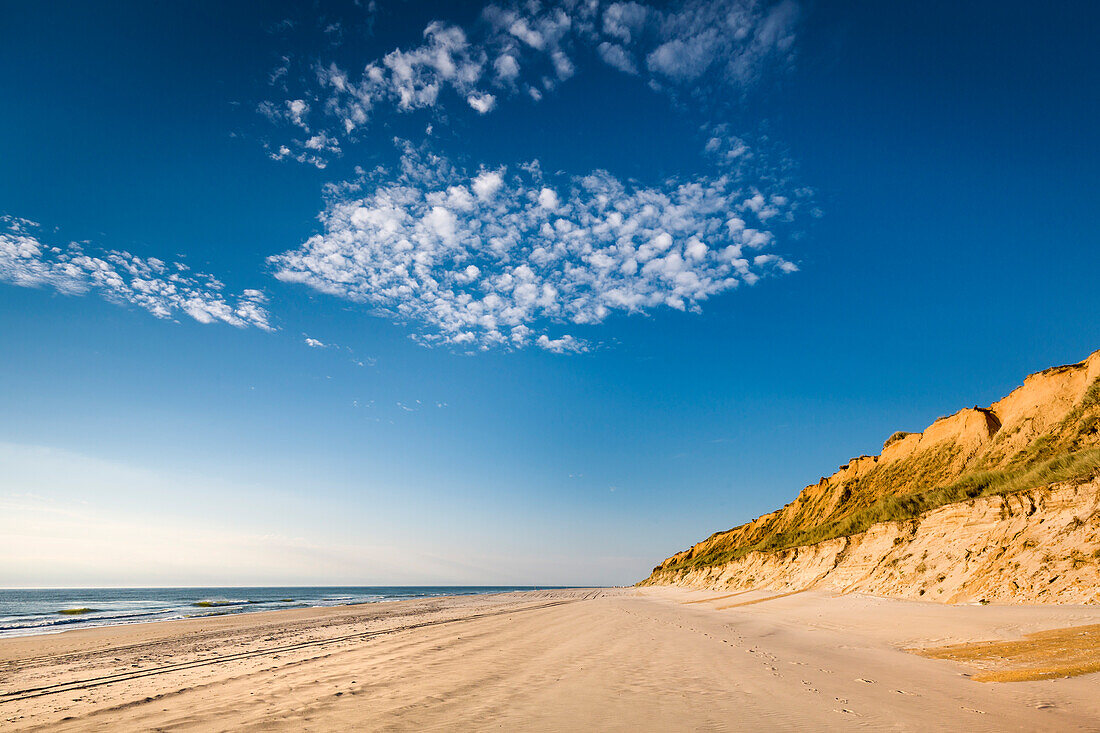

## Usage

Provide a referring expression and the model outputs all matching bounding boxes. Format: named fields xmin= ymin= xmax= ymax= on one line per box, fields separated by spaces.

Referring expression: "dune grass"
xmin=664 ymin=448 xmax=1100 ymax=573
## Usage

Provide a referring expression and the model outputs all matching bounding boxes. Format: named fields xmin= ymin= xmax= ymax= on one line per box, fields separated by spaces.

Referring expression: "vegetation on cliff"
xmin=650 ymin=350 xmax=1100 ymax=577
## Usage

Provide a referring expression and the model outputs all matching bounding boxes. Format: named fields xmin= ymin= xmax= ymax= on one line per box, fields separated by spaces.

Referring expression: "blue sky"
xmin=2 ymin=0 xmax=1098 ymax=587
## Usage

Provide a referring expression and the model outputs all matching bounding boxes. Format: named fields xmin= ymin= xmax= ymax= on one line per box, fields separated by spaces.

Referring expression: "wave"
xmin=0 ymin=608 xmax=177 ymax=634
xmin=0 ymin=587 xmax=550 ymax=638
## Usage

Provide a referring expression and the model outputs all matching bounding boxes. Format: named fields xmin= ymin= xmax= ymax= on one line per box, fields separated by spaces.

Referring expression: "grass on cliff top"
xmin=662 ymin=448 xmax=1100 ymax=574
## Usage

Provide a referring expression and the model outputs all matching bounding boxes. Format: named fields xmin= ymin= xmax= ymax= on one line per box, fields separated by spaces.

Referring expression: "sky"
xmin=1 ymin=0 xmax=1098 ymax=587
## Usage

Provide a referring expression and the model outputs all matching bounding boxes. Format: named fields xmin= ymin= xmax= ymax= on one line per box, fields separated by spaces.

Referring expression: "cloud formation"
xmin=268 ymin=138 xmax=804 ymax=351
xmin=263 ymin=0 xmax=800 ymax=167
xmin=0 ymin=216 xmax=272 ymax=330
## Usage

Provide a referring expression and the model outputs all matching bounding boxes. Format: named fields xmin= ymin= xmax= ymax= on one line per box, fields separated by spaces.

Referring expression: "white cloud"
xmin=646 ymin=34 xmax=718 ymax=81
xmin=472 ymin=169 xmax=504 ymax=200
xmin=603 ymin=2 xmax=649 ymax=43
xmin=645 ymin=0 xmax=799 ymax=90
xmin=268 ymin=139 xmax=804 ymax=351
xmin=550 ymin=49 xmax=575 ymax=80
xmin=596 ymin=42 xmax=638 ymax=74
xmin=466 ymin=92 xmax=497 ymax=113
xmin=537 ymin=187 xmax=560 ymax=210
xmin=0 ymin=216 xmax=272 ymax=330
xmin=287 ymin=99 xmax=309 ymax=128
xmin=304 ymin=132 xmax=339 ymax=151
xmin=304 ymin=336 xmax=326 ymax=348
xmin=262 ymin=1 xmax=801 ymax=166
xmin=537 ymin=334 xmax=585 ymax=353
xmin=493 ymin=53 xmax=521 ymax=80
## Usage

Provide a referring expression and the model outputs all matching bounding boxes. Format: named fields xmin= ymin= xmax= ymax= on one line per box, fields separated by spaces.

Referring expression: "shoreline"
xmin=0 ymin=586 xmax=575 ymax=640
xmin=3 ymin=587 xmax=1099 ymax=730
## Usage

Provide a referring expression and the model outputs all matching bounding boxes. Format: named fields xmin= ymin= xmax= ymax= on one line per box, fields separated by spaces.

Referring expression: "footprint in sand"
xmin=962 ymin=707 xmax=985 ymax=714
xmin=855 ymin=678 xmax=875 ymax=684
xmin=834 ymin=709 xmax=859 ymax=716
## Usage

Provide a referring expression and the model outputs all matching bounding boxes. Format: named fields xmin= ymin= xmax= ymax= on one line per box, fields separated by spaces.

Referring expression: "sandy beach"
xmin=1 ymin=587 xmax=1098 ymax=731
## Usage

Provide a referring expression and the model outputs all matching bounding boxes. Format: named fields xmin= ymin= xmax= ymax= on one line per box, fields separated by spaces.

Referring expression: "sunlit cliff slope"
xmin=641 ymin=350 xmax=1100 ymax=604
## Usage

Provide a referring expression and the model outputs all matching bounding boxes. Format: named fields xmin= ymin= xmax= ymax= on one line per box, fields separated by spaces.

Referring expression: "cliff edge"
xmin=641 ymin=349 xmax=1100 ymax=604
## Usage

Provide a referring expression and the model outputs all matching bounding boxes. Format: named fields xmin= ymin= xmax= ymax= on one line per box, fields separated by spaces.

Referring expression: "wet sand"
xmin=2 ymin=587 xmax=1098 ymax=731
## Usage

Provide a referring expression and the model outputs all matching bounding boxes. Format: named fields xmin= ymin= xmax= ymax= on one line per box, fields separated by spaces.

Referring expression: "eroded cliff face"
xmin=645 ymin=481 xmax=1100 ymax=604
xmin=642 ymin=349 xmax=1100 ymax=603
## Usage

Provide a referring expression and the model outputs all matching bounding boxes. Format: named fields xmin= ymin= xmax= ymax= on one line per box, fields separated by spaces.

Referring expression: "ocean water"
xmin=0 ymin=586 xmax=562 ymax=638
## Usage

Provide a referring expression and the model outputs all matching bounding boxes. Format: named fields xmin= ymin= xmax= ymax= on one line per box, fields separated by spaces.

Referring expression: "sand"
xmin=913 ymin=623 xmax=1100 ymax=682
xmin=2 ymin=587 xmax=1099 ymax=731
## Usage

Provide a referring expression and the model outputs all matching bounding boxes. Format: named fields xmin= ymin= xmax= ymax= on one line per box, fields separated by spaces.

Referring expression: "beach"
xmin=2 ymin=587 xmax=1099 ymax=731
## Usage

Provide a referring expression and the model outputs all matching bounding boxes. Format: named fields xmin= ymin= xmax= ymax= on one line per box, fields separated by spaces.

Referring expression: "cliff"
xmin=641 ymin=349 xmax=1100 ymax=603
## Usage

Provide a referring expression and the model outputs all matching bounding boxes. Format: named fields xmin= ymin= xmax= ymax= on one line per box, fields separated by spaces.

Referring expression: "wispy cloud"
xmin=0 ymin=216 xmax=272 ymax=330
xmin=644 ymin=0 xmax=799 ymax=89
xmin=268 ymin=136 xmax=806 ymax=351
xmin=262 ymin=0 xmax=801 ymax=167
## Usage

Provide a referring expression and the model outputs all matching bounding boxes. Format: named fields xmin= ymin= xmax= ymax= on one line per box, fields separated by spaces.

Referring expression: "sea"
xmin=0 ymin=586 xmax=565 ymax=638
